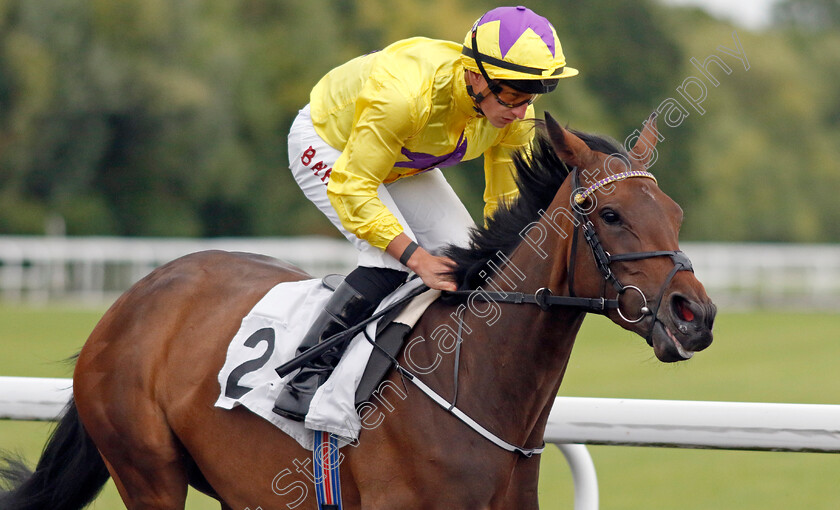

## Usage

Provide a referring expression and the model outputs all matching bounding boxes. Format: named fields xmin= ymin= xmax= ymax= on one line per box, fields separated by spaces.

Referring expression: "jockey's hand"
xmin=406 ymin=249 xmax=458 ymax=292
xmin=386 ymin=234 xmax=457 ymax=292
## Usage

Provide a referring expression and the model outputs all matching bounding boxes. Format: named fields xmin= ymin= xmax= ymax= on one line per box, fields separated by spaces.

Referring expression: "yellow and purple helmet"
xmin=461 ymin=6 xmax=578 ymax=94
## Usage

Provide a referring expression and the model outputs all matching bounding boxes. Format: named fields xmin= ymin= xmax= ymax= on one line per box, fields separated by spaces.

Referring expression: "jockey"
xmin=274 ymin=5 xmax=578 ymax=421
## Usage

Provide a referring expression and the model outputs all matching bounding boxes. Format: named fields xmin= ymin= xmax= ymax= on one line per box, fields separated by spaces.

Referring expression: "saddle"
xmin=215 ymin=275 xmax=438 ymax=448
xmin=321 ymin=274 xmax=435 ymax=406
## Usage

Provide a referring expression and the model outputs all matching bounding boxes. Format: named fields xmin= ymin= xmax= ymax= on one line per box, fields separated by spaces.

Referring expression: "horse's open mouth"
xmin=665 ymin=324 xmax=694 ymax=359
xmin=651 ymin=320 xmax=695 ymax=362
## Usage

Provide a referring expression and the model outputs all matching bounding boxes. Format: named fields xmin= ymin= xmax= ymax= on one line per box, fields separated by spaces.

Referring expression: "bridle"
xmin=567 ymin=168 xmax=694 ymax=343
xmin=452 ymin=167 xmax=695 ymax=344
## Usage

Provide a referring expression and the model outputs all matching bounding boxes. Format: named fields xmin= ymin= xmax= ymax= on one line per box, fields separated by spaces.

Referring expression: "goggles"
xmin=491 ymin=88 xmax=539 ymax=109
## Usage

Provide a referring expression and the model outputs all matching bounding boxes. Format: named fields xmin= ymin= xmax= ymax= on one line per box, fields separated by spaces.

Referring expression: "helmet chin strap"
xmin=466 ymin=18 xmax=503 ymax=117
xmin=466 ymin=84 xmax=487 ymax=116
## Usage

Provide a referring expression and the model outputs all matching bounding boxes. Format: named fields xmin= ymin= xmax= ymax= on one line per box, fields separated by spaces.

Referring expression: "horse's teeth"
xmin=666 ymin=326 xmax=694 ymax=359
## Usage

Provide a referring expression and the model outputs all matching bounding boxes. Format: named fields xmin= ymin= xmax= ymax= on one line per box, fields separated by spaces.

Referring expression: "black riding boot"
xmin=272 ymin=280 xmax=377 ymax=421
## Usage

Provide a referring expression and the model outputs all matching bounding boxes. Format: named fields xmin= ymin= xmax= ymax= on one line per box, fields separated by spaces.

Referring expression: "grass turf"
xmin=1 ymin=304 xmax=838 ymax=508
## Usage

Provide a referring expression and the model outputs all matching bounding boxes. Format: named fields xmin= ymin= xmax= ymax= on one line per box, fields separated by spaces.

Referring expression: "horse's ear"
xmin=544 ymin=111 xmax=593 ymax=168
xmin=629 ymin=112 xmax=661 ymax=168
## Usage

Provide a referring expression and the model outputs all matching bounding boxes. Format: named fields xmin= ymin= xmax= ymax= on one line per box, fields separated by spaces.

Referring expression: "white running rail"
xmin=3 ymin=377 xmax=839 ymax=510
xmin=3 ymin=238 xmax=840 ymax=309
xmin=0 ymin=377 xmax=73 ymax=421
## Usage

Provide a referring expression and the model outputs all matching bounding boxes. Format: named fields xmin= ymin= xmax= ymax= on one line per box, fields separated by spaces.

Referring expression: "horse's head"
xmin=545 ymin=112 xmax=716 ymax=362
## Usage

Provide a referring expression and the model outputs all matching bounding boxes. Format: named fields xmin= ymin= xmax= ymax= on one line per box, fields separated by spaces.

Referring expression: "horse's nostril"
xmin=672 ymin=295 xmax=695 ymax=322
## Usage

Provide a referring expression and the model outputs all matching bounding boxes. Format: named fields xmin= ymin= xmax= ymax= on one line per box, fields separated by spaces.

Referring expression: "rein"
xmin=445 ymin=288 xmax=618 ymax=312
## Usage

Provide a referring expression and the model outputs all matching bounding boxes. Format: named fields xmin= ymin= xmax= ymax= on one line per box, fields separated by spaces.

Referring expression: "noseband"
xmin=568 ymin=168 xmax=694 ymax=343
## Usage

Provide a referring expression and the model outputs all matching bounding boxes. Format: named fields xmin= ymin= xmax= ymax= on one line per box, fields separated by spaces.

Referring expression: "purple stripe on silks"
xmin=479 ymin=6 xmax=555 ymax=58
xmin=394 ymin=132 xmax=467 ymax=171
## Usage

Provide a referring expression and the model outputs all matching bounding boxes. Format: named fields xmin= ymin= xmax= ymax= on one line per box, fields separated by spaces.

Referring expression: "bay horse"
xmin=0 ymin=113 xmax=715 ymax=509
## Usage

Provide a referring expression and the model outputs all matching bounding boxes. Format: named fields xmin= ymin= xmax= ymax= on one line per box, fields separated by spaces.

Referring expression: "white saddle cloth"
xmin=214 ymin=277 xmax=434 ymax=450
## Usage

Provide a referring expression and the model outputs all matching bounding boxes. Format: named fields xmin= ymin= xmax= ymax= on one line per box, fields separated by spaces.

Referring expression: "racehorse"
xmin=0 ymin=113 xmax=715 ymax=509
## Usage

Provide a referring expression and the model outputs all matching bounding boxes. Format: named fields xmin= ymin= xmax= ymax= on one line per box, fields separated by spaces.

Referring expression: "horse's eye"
xmin=600 ymin=209 xmax=621 ymax=225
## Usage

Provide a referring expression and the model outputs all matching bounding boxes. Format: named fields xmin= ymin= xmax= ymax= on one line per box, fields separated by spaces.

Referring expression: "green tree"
xmin=1 ymin=0 xmax=839 ymax=242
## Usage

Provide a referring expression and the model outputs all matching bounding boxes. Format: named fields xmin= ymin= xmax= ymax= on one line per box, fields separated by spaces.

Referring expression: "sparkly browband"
xmin=574 ymin=170 xmax=658 ymax=205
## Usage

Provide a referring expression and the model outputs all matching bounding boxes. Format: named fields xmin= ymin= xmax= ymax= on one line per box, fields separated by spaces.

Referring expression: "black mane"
xmin=443 ymin=127 xmax=627 ymax=290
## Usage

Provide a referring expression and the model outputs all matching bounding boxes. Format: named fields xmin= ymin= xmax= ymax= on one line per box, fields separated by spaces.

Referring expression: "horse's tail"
xmin=0 ymin=399 xmax=111 ymax=510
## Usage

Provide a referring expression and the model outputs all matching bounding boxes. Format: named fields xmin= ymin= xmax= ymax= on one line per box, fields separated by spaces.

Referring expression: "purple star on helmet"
xmin=479 ymin=6 xmax=555 ymax=59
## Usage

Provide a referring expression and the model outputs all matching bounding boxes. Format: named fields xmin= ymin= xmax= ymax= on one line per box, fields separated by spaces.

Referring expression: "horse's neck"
xmin=461 ymin=238 xmax=584 ymax=445
xmin=414 ymin=212 xmax=584 ymax=449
